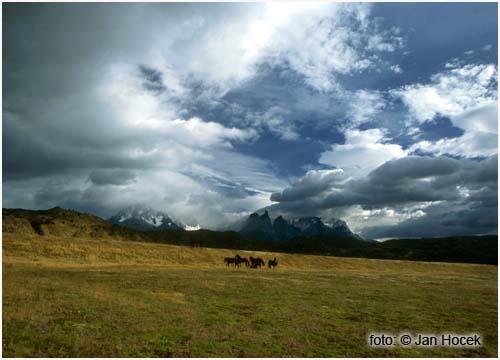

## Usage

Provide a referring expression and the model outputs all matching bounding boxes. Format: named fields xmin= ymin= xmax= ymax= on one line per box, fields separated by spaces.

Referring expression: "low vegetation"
xmin=3 ymin=231 xmax=498 ymax=357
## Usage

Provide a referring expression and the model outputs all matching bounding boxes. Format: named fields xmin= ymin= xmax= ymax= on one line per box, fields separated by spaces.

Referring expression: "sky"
xmin=3 ymin=2 xmax=498 ymax=239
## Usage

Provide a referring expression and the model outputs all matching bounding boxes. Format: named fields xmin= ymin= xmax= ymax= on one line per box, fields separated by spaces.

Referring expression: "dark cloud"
xmin=271 ymin=155 xmax=497 ymax=208
xmin=139 ymin=65 xmax=167 ymax=94
xmin=270 ymin=170 xmax=347 ymax=203
xmin=3 ymin=3 xmax=497 ymax=237
xmin=88 ymin=169 xmax=136 ymax=186
xmin=3 ymin=110 xmax=168 ymax=181
xmin=32 ymin=181 xmax=129 ymax=218
xmin=269 ymin=155 xmax=497 ymax=238
xmin=34 ymin=186 xmax=84 ymax=211
xmin=368 ymin=155 xmax=460 ymax=182
xmin=361 ymin=198 xmax=497 ymax=239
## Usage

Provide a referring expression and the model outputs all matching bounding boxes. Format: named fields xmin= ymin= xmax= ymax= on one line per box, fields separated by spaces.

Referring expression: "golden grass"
xmin=3 ymin=233 xmax=498 ymax=357
xmin=4 ymin=234 xmax=494 ymax=275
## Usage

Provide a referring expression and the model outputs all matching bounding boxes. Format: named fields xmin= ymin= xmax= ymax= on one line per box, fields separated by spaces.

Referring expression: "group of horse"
xmin=224 ymin=254 xmax=278 ymax=269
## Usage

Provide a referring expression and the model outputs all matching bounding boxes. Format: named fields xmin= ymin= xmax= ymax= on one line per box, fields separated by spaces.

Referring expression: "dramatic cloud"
xmin=263 ymin=3 xmax=403 ymax=91
xmin=410 ymin=102 xmax=498 ymax=158
xmin=3 ymin=3 xmax=498 ymax=237
xmin=361 ymin=198 xmax=497 ymax=239
xmin=270 ymin=169 xmax=348 ymax=203
xmin=89 ymin=169 xmax=136 ymax=186
xmin=3 ymin=4 xmax=285 ymax=227
xmin=393 ymin=63 xmax=498 ymax=158
xmin=392 ymin=64 xmax=497 ymax=123
xmin=319 ymin=128 xmax=407 ymax=176
xmin=270 ymin=155 xmax=497 ymax=238
xmin=345 ymin=90 xmax=386 ymax=127
xmin=273 ymin=155 xmax=496 ymax=208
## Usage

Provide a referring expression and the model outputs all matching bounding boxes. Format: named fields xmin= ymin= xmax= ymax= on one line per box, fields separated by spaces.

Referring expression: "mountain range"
xmin=109 ymin=206 xmax=186 ymax=232
xmin=107 ymin=206 xmax=362 ymax=242
xmin=3 ymin=207 xmax=497 ymax=265
xmin=239 ymin=210 xmax=361 ymax=241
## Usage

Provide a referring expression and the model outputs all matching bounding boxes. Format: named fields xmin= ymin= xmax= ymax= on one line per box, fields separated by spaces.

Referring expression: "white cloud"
xmin=4 ymin=48 xmax=283 ymax=228
xmin=243 ymin=106 xmax=300 ymax=141
xmin=340 ymin=203 xmax=432 ymax=234
xmin=452 ymin=101 xmax=498 ymax=134
xmin=392 ymin=63 xmax=497 ymax=123
xmin=345 ymin=89 xmax=386 ymax=126
xmin=410 ymin=102 xmax=498 ymax=158
xmin=100 ymin=64 xmax=257 ymax=149
xmin=139 ymin=2 xmax=399 ymax=93
xmin=259 ymin=3 xmax=403 ymax=91
xmin=412 ymin=131 xmax=497 ymax=158
xmin=410 ymin=109 xmax=498 ymax=157
xmin=119 ymin=169 xmax=274 ymax=228
xmin=96 ymin=64 xmax=286 ymax=219
xmin=390 ymin=64 xmax=403 ymax=74
xmin=319 ymin=128 xmax=407 ymax=176
xmin=393 ymin=63 xmax=498 ymax=158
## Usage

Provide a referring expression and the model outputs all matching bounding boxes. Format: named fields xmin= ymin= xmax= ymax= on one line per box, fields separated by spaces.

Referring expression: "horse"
xmin=225 ymin=255 xmax=247 ymax=268
xmin=233 ymin=254 xmax=246 ymax=268
xmin=224 ymin=257 xmax=239 ymax=267
xmin=268 ymin=257 xmax=278 ymax=269
xmin=239 ymin=257 xmax=250 ymax=267
xmin=249 ymin=256 xmax=265 ymax=269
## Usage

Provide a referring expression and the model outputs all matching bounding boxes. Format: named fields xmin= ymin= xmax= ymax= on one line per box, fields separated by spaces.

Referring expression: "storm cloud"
xmin=3 ymin=3 xmax=498 ymax=235
xmin=269 ymin=155 xmax=497 ymax=238
xmin=88 ymin=169 xmax=137 ymax=186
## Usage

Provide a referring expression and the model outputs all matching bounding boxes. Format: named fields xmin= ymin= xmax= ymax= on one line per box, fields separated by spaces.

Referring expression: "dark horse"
xmin=249 ymin=256 xmax=265 ymax=269
xmin=239 ymin=257 xmax=250 ymax=267
xmin=224 ymin=257 xmax=240 ymax=267
xmin=225 ymin=254 xmax=249 ymax=268
xmin=234 ymin=254 xmax=250 ymax=268
xmin=268 ymin=257 xmax=278 ymax=269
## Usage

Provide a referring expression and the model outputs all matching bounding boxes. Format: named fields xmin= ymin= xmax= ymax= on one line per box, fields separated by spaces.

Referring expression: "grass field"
xmin=3 ymin=234 xmax=498 ymax=357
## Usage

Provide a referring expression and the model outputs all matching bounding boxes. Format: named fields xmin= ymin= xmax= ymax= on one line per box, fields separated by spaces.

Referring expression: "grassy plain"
xmin=3 ymin=234 xmax=498 ymax=357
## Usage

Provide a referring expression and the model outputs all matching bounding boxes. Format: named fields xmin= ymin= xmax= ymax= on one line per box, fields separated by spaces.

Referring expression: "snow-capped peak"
xmin=109 ymin=206 xmax=183 ymax=231
xmin=184 ymin=224 xmax=201 ymax=231
xmin=118 ymin=215 xmax=132 ymax=223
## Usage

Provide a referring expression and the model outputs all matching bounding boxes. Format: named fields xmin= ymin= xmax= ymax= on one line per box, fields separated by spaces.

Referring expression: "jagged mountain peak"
xmin=239 ymin=210 xmax=275 ymax=240
xmin=293 ymin=216 xmax=322 ymax=227
xmin=261 ymin=210 xmax=271 ymax=219
xmin=273 ymin=215 xmax=300 ymax=240
xmin=109 ymin=206 xmax=182 ymax=232
xmin=273 ymin=215 xmax=286 ymax=223
xmin=249 ymin=210 xmax=270 ymax=219
xmin=240 ymin=212 xmax=360 ymax=241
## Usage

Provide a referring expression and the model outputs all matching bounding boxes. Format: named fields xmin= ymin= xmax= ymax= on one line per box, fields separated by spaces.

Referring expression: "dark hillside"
xmin=347 ymin=236 xmax=498 ymax=265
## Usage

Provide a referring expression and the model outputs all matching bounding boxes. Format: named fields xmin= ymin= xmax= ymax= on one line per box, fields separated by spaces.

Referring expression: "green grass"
xmin=3 ymin=234 xmax=498 ymax=357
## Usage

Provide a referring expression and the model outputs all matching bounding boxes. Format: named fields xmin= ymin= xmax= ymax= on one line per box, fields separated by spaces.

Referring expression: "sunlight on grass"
xmin=3 ymin=234 xmax=498 ymax=357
